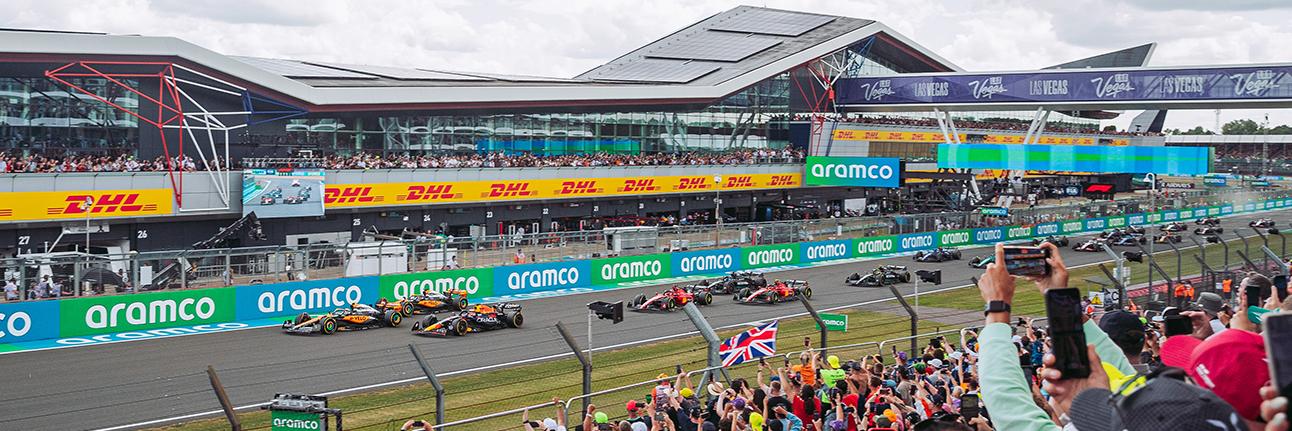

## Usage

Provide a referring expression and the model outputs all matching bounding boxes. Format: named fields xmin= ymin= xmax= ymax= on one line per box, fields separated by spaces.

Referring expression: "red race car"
xmin=734 ymin=279 xmax=812 ymax=305
xmin=628 ymin=285 xmax=713 ymax=311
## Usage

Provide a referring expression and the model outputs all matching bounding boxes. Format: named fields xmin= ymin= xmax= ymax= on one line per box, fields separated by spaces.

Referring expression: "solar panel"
xmin=232 ymin=56 xmax=375 ymax=79
xmin=708 ymin=8 xmax=836 ymax=36
xmin=306 ymin=62 xmax=491 ymax=81
xmin=587 ymin=60 xmax=721 ymax=83
xmin=646 ymin=33 xmax=781 ymax=62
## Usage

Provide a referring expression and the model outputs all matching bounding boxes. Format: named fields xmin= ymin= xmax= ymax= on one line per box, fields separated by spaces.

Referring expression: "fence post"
xmin=555 ymin=321 xmax=591 ymax=423
xmin=886 ymin=284 xmax=918 ymax=356
xmin=681 ymin=302 xmax=728 ymax=396
xmin=409 ymin=344 xmax=446 ymax=427
xmin=206 ymin=365 xmax=241 ymax=431
xmin=799 ymin=297 xmax=827 ymax=356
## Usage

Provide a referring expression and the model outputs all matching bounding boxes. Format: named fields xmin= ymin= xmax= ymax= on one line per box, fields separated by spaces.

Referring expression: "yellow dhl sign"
xmin=0 ymin=189 xmax=173 ymax=221
xmin=322 ymin=173 xmax=803 ymax=208
xmin=831 ymin=129 xmax=1128 ymax=146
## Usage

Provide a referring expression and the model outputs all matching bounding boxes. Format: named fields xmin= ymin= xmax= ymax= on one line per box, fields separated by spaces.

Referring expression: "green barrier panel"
xmin=592 ymin=253 xmax=671 ymax=285
xmin=379 ymin=267 xmax=494 ymax=301
xmin=1060 ymin=219 xmax=1085 ymax=234
xmin=1106 ymin=216 xmax=1126 ymax=228
xmin=741 ymin=243 xmax=800 ymax=269
xmin=938 ymin=229 xmax=973 ymax=247
xmin=59 ymin=287 xmax=236 ymax=337
xmin=1006 ymin=225 xmax=1033 ymax=240
xmin=1147 ymin=212 xmax=1164 ymax=223
xmin=853 ymin=235 xmax=898 ymax=257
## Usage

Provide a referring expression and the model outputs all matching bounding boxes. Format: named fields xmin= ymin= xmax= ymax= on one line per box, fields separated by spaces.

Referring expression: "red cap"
xmin=626 ymin=400 xmax=638 ymax=411
xmin=1186 ymin=330 xmax=1269 ymax=420
xmin=1158 ymin=335 xmax=1201 ymax=369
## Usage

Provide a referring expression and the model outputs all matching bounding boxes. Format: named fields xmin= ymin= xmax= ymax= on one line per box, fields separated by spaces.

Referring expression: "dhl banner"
xmin=324 ymin=173 xmax=802 ymax=208
xmin=0 ymin=189 xmax=173 ymax=222
xmin=831 ymin=129 xmax=1128 ymax=146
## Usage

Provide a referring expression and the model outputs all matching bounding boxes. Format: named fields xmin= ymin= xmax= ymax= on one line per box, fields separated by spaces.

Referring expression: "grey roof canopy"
xmin=0 ymin=6 xmax=959 ymax=110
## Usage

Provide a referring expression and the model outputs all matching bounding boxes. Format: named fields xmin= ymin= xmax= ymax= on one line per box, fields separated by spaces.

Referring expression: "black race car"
xmin=1072 ymin=238 xmax=1107 ymax=252
xmin=845 ymin=265 xmax=911 ymax=287
xmin=1031 ymin=236 xmax=1070 ymax=247
xmin=968 ymin=255 xmax=995 ymax=268
xmin=1194 ymin=226 xmax=1225 ymax=235
xmin=1109 ymin=233 xmax=1147 ymax=246
xmin=1251 ymin=218 xmax=1277 ymax=228
xmin=628 ymin=285 xmax=713 ymax=311
xmin=282 ymin=303 xmax=403 ymax=335
xmin=1160 ymin=222 xmax=1187 ymax=232
xmin=1123 ymin=225 xmax=1147 ymax=235
xmin=1153 ymin=232 xmax=1183 ymax=244
xmin=410 ymin=303 xmax=523 ymax=336
xmin=400 ymin=288 xmax=470 ymax=314
xmin=1196 ymin=217 xmax=1221 ymax=226
xmin=913 ymin=248 xmax=962 ymax=262
xmin=706 ymin=271 xmax=768 ymax=294
xmin=734 ymin=280 xmax=811 ymax=305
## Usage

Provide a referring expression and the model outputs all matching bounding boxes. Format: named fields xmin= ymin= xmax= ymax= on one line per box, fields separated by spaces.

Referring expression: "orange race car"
xmin=399 ymin=288 xmax=470 ymax=314
xmin=282 ymin=303 xmax=403 ymax=335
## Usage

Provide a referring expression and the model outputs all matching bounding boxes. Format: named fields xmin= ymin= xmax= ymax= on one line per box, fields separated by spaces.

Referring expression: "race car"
xmin=1194 ymin=226 xmax=1225 ymax=235
xmin=1031 ymin=236 xmax=1070 ymax=247
xmin=373 ymin=298 xmax=414 ymax=317
xmin=1196 ymin=217 xmax=1221 ymax=226
xmin=1251 ymin=218 xmax=1277 ymax=228
xmin=628 ymin=285 xmax=713 ymax=311
xmin=707 ymin=271 xmax=768 ymax=294
xmin=1071 ymin=238 xmax=1107 ymax=252
xmin=259 ymin=195 xmax=276 ymax=205
xmin=284 ymin=195 xmax=306 ymax=204
xmin=845 ymin=265 xmax=911 ymax=287
xmin=1109 ymin=233 xmax=1147 ymax=246
xmin=968 ymin=255 xmax=994 ymax=268
xmin=410 ymin=303 xmax=523 ymax=336
xmin=282 ymin=303 xmax=403 ymax=335
xmin=734 ymin=280 xmax=812 ymax=305
xmin=1123 ymin=225 xmax=1147 ymax=235
xmin=400 ymin=288 xmax=470 ymax=314
xmin=912 ymin=248 xmax=962 ymax=262
xmin=1153 ymin=232 xmax=1183 ymax=244
xmin=1160 ymin=222 xmax=1187 ymax=232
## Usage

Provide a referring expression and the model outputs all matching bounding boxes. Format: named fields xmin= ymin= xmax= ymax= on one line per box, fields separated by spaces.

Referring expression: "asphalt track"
xmin=0 ymin=210 xmax=1285 ymax=431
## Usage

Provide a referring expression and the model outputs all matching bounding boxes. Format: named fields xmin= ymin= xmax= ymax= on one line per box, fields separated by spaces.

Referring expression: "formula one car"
xmin=410 ymin=303 xmax=523 ymax=336
xmin=968 ymin=255 xmax=995 ymax=268
xmin=1153 ymin=232 xmax=1183 ymax=244
xmin=707 ymin=271 xmax=768 ymax=294
xmin=1160 ymin=222 xmax=1187 ymax=232
xmin=373 ymin=298 xmax=414 ymax=317
xmin=1196 ymin=217 xmax=1221 ymax=226
xmin=1194 ymin=226 xmax=1225 ymax=235
xmin=1109 ymin=233 xmax=1147 ymax=246
xmin=734 ymin=280 xmax=812 ymax=305
xmin=259 ymin=195 xmax=276 ymax=205
xmin=1123 ymin=225 xmax=1147 ymax=235
xmin=1031 ymin=236 xmax=1071 ymax=247
xmin=845 ymin=265 xmax=911 ymax=287
xmin=1072 ymin=238 xmax=1107 ymax=252
xmin=282 ymin=303 xmax=403 ymax=335
xmin=912 ymin=248 xmax=962 ymax=262
xmin=628 ymin=285 xmax=713 ymax=311
xmin=1251 ymin=218 xmax=1277 ymax=228
xmin=399 ymin=288 xmax=470 ymax=314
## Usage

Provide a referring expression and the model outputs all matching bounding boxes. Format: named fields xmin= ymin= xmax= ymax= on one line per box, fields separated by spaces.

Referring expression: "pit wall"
xmin=0 ymin=199 xmax=1277 ymax=345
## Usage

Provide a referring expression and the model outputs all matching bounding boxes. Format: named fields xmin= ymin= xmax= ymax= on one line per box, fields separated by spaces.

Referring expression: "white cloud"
xmin=2 ymin=0 xmax=1290 ymax=130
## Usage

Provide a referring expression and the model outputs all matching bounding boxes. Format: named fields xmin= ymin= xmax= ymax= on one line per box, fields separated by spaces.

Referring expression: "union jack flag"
xmin=719 ymin=321 xmax=778 ymax=367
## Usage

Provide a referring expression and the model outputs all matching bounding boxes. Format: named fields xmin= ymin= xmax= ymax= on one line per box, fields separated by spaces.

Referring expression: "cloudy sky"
xmin=7 ymin=0 xmax=1292 ymax=131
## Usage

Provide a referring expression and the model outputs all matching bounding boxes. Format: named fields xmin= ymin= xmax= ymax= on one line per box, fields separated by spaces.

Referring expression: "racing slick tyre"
xmin=397 ymin=301 xmax=413 ymax=317
xmin=764 ymin=292 xmax=778 ymax=304
xmin=451 ymin=319 xmax=469 ymax=336
xmin=456 ymin=297 xmax=469 ymax=311
xmin=411 ymin=320 xmax=423 ymax=332
xmin=632 ymin=294 xmax=647 ymax=309
xmin=951 ymin=250 xmax=962 ymax=260
xmin=384 ymin=310 xmax=402 ymax=327
xmin=802 ymin=287 xmax=813 ymax=300
xmin=294 ymin=312 xmax=310 ymax=326
xmin=913 ymin=251 xmax=925 ymax=261
xmin=902 ymin=273 xmax=912 ymax=283
xmin=320 ymin=317 xmax=338 ymax=335
xmin=665 ymin=298 xmax=676 ymax=310
xmin=736 ymin=288 xmax=751 ymax=302
xmin=506 ymin=312 xmax=525 ymax=328
xmin=968 ymin=258 xmax=980 ymax=267
xmin=701 ymin=292 xmax=713 ymax=306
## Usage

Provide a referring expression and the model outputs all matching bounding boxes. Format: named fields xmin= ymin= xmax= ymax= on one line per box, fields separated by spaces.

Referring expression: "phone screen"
xmin=1265 ymin=313 xmax=1292 ymax=399
xmin=1164 ymin=315 xmax=1192 ymax=337
xmin=1276 ymin=275 xmax=1289 ymax=302
xmin=1002 ymin=246 xmax=1050 ymax=277
xmin=960 ymin=394 xmax=980 ymax=418
xmin=1248 ymin=284 xmax=1264 ymax=308
xmin=1045 ymin=288 xmax=1091 ymax=378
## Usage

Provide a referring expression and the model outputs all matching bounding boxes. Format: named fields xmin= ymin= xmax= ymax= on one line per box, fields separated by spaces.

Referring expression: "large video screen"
xmin=241 ymin=169 xmax=325 ymax=218
xmin=936 ymin=144 xmax=1212 ymax=176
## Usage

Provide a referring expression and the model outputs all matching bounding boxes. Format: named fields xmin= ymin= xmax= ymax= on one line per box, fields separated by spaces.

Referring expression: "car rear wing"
xmin=492 ymin=302 xmax=522 ymax=311
xmin=785 ymin=279 xmax=809 ymax=286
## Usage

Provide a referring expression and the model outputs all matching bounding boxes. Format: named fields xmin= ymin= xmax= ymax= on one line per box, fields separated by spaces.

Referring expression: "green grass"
xmin=149 ymin=309 xmax=961 ymax=431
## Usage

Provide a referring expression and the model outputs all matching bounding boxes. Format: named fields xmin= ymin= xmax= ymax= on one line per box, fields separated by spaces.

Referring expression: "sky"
xmin=6 ymin=0 xmax=1292 ymax=131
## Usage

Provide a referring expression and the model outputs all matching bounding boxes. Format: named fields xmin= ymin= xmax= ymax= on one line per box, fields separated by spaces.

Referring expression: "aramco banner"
xmin=936 ymin=144 xmax=1212 ymax=175
xmin=804 ymin=156 xmax=902 ymax=187
xmin=836 ymin=65 xmax=1292 ymax=105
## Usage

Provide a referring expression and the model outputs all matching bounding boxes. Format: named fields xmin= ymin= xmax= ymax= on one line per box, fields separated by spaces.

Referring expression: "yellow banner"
xmin=831 ymin=129 xmax=1128 ymax=146
xmin=323 ymin=173 xmax=803 ymax=209
xmin=0 ymin=189 xmax=173 ymax=222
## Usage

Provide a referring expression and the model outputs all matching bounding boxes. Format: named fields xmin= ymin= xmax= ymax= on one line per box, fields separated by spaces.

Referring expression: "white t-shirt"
xmin=3 ymin=282 xmax=17 ymax=300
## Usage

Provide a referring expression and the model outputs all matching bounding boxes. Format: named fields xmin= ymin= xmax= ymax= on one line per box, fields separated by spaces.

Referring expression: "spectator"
xmin=522 ymin=397 xmax=567 ymax=431
xmin=3 ymin=277 xmax=17 ymax=301
xmin=1193 ymin=291 xmax=1230 ymax=336
xmin=443 ymin=255 xmax=461 ymax=270
xmin=514 ymin=249 xmax=526 ymax=265
xmin=1098 ymin=310 xmax=1150 ymax=372
xmin=625 ymin=400 xmax=652 ymax=429
xmin=399 ymin=419 xmax=432 ymax=431
xmin=581 ymin=404 xmax=612 ymax=431
xmin=1159 ymin=329 xmax=1268 ymax=429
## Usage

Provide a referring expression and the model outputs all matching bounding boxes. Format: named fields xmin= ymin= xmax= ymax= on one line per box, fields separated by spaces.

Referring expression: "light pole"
xmin=713 ymin=174 xmax=722 ymax=247
xmin=80 ymin=196 xmax=94 ymax=295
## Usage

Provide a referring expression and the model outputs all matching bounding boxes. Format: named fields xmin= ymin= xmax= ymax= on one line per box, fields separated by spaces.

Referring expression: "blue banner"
xmin=1034 ymin=222 xmax=1062 ymax=237
xmin=836 ymin=66 xmax=1292 ymax=105
xmin=1221 ymin=204 xmax=1234 ymax=215
xmin=234 ymin=277 xmax=379 ymax=320
xmin=800 ymin=239 xmax=854 ymax=263
xmin=0 ymin=301 xmax=59 ymax=343
xmin=896 ymin=232 xmax=938 ymax=252
xmin=494 ymin=261 xmax=591 ymax=295
xmin=671 ymin=248 xmax=741 ymax=277
xmin=1126 ymin=213 xmax=1146 ymax=225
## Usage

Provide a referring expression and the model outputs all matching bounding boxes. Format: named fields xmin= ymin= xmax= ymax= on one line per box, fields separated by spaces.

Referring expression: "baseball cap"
xmin=1098 ymin=310 xmax=1144 ymax=339
xmin=1187 ymin=329 xmax=1268 ymax=420
xmin=1158 ymin=335 xmax=1201 ymax=369
xmin=658 ymin=373 xmax=671 ymax=381
xmin=626 ymin=400 xmax=639 ymax=411
xmin=1194 ymin=292 xmax=1225 ymax=316
xmin=732 ymin=397 xmax=747 ymax=410
xmin=631 ymin=423 xmax=649 ymax=431
xmin=542 ymin=418 xmax=559 ymax=430
xmin=749 ymin=412 xmax=765 ymax=431
xmin=828 ymin=419 xmax=845 ymax=431
xmin=913 ymin=363 xmax=926 ymax=373
xmin=594 ymin=412 xmax=608 ymax=424
xmin=827 ymin=355 xmax=840 ymax=368
xmin=1069 ymin=369 xmax=1246 ymax=431
xmin=701 ymin=423 xmax=717 ymax=431
xmin=680 ymin=387 xmax=694 ymax=398
xmin=928 ymin=358 xmax=943 ymax=368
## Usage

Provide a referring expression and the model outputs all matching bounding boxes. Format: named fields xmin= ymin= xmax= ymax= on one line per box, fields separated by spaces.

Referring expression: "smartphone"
xmin=1276 ymin=275 xmax=1290 ymax=302
xmin=960 ymin=394 xmax=981 ymax=419
xmin=804 ymin=336 xmax=811 ymax=348
xmin=1045 ymin=288 xmax=1091 ymax=378
xmin=411 ymin=421 xmax=425 ymax=427
xmin=1002 ymin=246 xmax=1051 ymax=277
xmin=1265 ymin=313 xmax=1292 ymax=399
xmin=1248 ymin=283 xmax=1264 ymax=308
xmin=1163 ymin=315 xmax=1192 ymax=337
